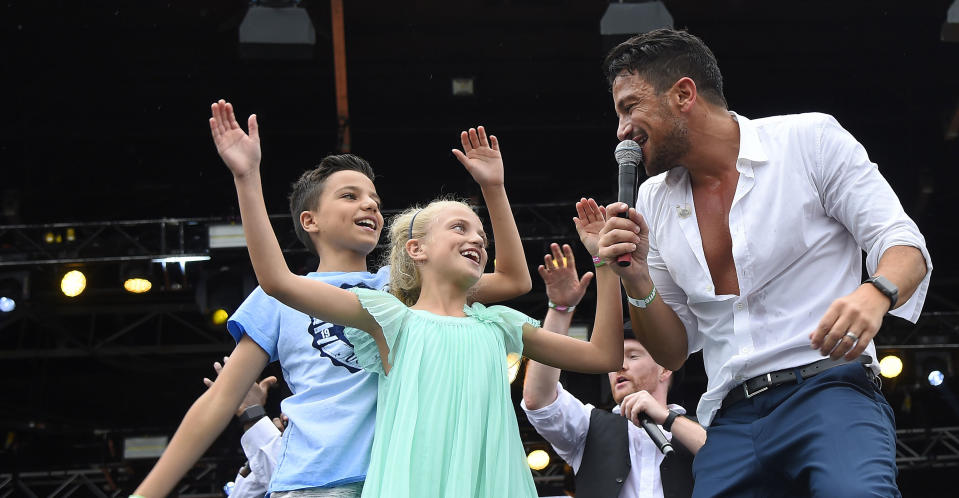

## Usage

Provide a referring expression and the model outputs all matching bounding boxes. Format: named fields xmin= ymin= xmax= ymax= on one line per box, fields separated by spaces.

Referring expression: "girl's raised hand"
xmin=537 ymin=243 xmax=594 ymax=309
xmin=573 ymin=197 xmax=607 ymax=258
xmin=452 ymin=126 xmax=504 ymax=188
xmin=210 ymin=99 xmax=261 ymax=178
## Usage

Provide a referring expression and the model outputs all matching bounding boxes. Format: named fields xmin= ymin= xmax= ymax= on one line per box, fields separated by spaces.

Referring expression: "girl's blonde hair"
xmin=386 ymin=197 xmax=475 ymax=307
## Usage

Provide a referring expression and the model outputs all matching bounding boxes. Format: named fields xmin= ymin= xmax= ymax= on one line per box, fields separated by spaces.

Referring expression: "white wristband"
xmin=626 ymin=285 xmax=657 ymax=309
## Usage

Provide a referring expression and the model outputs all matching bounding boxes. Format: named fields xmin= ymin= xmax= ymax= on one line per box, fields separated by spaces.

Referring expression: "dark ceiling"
xmin=2 ymin=0 xmax=958 ymax=490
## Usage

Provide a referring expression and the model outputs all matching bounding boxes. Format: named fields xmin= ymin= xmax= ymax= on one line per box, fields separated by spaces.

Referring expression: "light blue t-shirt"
xmin=227 ymin=267 xmax=390 ymax=493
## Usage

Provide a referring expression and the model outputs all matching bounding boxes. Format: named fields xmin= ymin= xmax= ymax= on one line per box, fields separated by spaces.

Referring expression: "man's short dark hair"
xmin=288 ymin=154 xmax=375 ymax=255
xmin=603 ymin=28 xmax=727 ymax=108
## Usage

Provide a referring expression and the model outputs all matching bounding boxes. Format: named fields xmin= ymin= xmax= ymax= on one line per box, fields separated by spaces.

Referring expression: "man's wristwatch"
xmin=237 ymin=404 xmax=267 ymax=426
xmin=663 ymin=409 xmax=682 ymax=432
xmin=864 ymin=275 xmax=898 ymax=312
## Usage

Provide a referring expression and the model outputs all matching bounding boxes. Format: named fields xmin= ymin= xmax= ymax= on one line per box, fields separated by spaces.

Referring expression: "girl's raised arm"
xmin=210 ymin=100 xmax=379 ymax=336
xmin=452 ymin=126 xmax=533 ymax=303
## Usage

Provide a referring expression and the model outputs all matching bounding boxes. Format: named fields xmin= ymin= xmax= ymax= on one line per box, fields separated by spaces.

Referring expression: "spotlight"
xmin=122 ymin=262 xmax=154 ymax=294
xmin=879 ymin=355 xmax=903 ymax=379
xmin=239 ymin=1 xmax=316 ymax=60
xmin=0 ymin=273 xmax=27 ymax=312
xmin=212 ymin=309 xmax=230 ymax=326
xmin=527 ymin=449 xmax=550 ymax=471
xmin=929 ymin=370 xmax=945 ymax=387
xmin=61 ymin=270 xmax=86 ymax=297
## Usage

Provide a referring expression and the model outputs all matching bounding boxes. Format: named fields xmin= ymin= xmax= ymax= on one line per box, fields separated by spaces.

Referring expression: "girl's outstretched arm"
xmin=210 ymin=100 xmax=379 ymax=337
xmin=522 ymin=200 xmax=624 ymax=373
xmin=452 ymin=126 xmax=532 ymax=303
xmin=135 ymin=336 xmax=269 ymax=497
xmin=522 ymin=243 xmax=594 ymax=410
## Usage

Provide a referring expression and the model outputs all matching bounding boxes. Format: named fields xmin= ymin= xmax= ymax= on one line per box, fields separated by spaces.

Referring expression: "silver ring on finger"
xmin=844 ymin=332 xmax=858 ymax=343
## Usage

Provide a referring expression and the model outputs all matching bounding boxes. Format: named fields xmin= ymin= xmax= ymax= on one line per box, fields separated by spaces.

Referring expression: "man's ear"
xmin=660 ymin=368 xmax=673 ymax=384
xmin=406 ymin=238 xmax=427 ymax=263
xmin=671 ymin=76 xmax=698 ymax=113
xmin=300 ymin=210 xmax=319 ymax=234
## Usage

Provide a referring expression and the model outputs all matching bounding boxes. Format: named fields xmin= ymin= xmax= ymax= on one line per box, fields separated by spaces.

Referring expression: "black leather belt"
xmin=721 ymin=355 xmax=873 ymax=410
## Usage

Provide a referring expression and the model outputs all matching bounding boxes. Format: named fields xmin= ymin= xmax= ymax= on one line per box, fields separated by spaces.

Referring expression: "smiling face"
xmin=612 ymin=72 xmax=691 ymax=177
xmin=607 ymin=338 xmax=669 ymax=405
xmin=416 ymin=203 xmax=488 ymax=288
xmin=310 ymin=170 xmax=384 ymax=257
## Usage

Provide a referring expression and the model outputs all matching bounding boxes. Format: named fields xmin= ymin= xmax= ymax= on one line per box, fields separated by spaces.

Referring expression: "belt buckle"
xmin=744 ymin=373 xmax=772 ymax=399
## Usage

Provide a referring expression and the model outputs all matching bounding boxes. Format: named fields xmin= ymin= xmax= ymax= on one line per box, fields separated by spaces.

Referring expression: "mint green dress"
xmin=344 ymin=287 xmax=540 ymax=498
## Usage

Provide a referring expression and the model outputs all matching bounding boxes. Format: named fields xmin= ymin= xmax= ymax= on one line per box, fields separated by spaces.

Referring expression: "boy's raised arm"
xmin=210 ymin=100 xmax=379 ymax=336
xmin=452 ymin=126 xmax=532 ymax=304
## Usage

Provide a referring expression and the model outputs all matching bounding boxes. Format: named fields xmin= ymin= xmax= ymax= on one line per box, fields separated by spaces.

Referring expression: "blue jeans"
xmin=692 ymin=363 xmax=900 ymax=498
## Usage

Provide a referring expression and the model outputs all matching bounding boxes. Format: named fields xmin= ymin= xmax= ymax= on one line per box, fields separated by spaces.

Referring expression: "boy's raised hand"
xmin=573 ymin=197 xmax=607 ymax=258
xmin=452 ymin=126 xmax=504 ymax=188
xmin=210 ymin=99 xmax=261 ymax=178
xmin=537 ymin=243 xmax=593 ymax=309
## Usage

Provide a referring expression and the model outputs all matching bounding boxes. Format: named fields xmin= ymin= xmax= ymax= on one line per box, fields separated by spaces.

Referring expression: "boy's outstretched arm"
xmin=210 ymin=100 xmax=378 ymax=336
xmin=452 ymin=126 xmax=532 ymax=303
xmin=523 ymin=199 xmax=624 ymax=374
xmin=522 ymin=243 xmax=593 ymax=410
xmin=135 ymin=336 xmax=269 ymax=497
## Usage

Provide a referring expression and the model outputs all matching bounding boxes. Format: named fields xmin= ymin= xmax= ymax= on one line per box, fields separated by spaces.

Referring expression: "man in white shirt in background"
xmin=597 ymin=28 xmax=931 ymax=497
xmin=523 ymin=321 xmax=706 ymax=498
xmin=203 ymin=358 xmax=282 ymax=498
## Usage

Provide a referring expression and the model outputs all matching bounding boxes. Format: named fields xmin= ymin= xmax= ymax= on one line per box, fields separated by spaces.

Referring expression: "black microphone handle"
xmin=640 ymin=416 xmax=674 ymax=456
xmin=616 ymin=162 xmax=638 ymax=267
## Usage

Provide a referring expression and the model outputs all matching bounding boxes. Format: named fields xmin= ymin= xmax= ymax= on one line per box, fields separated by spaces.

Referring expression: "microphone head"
xmin=614 ymin=139 xmax=643 ymax=167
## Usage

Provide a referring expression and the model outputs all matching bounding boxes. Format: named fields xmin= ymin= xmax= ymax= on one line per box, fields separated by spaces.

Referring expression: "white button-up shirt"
xmin=636 ymin=112 xmax=932 ymax=426
xmin=521 ymin=383 xmax=685 ymax=498
xmin=231 ymin=416 xmax=282 ymax=498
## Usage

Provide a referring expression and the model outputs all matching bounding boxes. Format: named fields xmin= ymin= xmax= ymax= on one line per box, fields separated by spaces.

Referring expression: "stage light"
xmin=551 ymin=256 xmax=568 ymax=268
xmin=929 ymin=370 xmax=945 ymax=386
xmin=212 ymin=309 xmax=229 ymax=326
xmin=507 ymin=352 xmax=523 ymax=384
xmin=527 ymin=449 xmax=550 ymax=471
xmin=152 ymin=255 xmax=211 ymax=265
xmin=239 ymin=2 xmax=316 ymax=60
xmin=122 ymin=262 xmax=154 ymax=294
xmin=600 ymin=1 xmax=673 ymax=35
xmin=124 ymin=278 xmax=152 ymax=294
xmin=44 ymin=232 xmax=55 ymax=244
xmin=879 ymin=355 xmax=903 ymax=379
xmin=61 ymin=270 xmax=86 ymax=297
xmin=451 ymin=77 xmax=475 ymax=97
xmin=1 ymin=272 xmax=28 ymax=311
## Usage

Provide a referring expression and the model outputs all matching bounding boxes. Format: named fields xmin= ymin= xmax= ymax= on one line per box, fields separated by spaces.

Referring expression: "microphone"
xmin=614 ymin=140 xmax=643 ymax=267
xmin=639 ymin=416 xmax=674 ymax=456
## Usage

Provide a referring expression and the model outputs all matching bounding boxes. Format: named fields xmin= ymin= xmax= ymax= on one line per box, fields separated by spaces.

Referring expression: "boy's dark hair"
xmin=288 ymin=154 xmax=375 ymax=255
xmin=603 ymin=28 xmax=727 ymax=108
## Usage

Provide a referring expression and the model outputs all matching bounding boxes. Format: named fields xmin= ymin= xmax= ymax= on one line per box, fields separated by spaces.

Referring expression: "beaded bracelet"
xmin=548 ymin=300 xmax=576 ymax=312
xmin=592 ymin=255 xmax=607 ymax=267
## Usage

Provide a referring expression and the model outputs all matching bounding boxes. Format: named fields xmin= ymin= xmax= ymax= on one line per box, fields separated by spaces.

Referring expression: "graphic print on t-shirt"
xmin=307 ymin=282 xmax=372 ymax=373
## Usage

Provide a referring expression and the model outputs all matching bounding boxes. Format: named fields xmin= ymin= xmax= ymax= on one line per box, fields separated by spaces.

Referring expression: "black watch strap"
xmin=663 ymin=409 xmax=681 ymax=432
xmin=237 ymin=404 xmax=267 ymax=425
xmin=865 ymin=275 xmax=898 ymax=312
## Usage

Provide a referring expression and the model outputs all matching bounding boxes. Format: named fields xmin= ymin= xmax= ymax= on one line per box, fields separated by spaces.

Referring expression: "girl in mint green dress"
xmin=227 ymin=124 xmax=625 ymax=497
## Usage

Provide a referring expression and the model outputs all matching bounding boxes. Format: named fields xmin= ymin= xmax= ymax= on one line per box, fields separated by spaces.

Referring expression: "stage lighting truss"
xmin=896 ymin=426 xmax=959 ymax=469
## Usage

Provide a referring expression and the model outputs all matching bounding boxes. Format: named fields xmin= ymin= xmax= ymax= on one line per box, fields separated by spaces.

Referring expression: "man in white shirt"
xmin=523 ymin=322 xmax=706 ymax=498
xmin=596 ymin=29 xmax=931 ymax=497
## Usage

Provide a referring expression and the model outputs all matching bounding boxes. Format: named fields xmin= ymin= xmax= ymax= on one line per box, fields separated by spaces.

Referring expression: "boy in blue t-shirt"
xmin=134 ymin=100 xmax=532 ymax=497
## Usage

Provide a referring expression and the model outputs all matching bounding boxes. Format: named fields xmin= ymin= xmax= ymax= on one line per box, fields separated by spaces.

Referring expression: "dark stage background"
xmin=2 ymin=1 xmax=958 ymax=496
